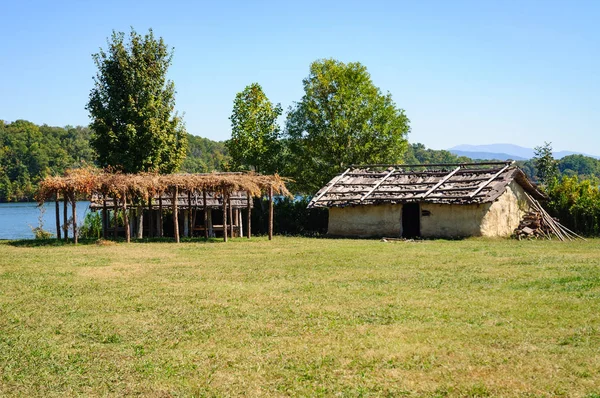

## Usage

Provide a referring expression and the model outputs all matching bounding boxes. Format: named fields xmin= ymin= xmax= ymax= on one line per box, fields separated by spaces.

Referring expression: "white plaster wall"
xmin=480 ymin=181 xmax=530 ymax=237
xmin=328 ymin=204 xmax=402 ymax=237
xmin=420 ymin=203 xmax=489 ymax=238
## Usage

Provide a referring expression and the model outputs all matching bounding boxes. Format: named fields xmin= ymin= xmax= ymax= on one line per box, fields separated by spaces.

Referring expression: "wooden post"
xmin=113 ymin=198 xmax=118 ymax=239
xmin=203 ymin=190 xmax=209 ymax=239
xmin=148 ymin=197 xmax=153 ymax=238
xmin=235 ymin=209 xmax=244 ymax=238
xmin=158 ymin=195 xmax=163 ymax=238
xmin=187 ymin=191 xmax=193 ymax=238
xmin=136 ymin=205 xmax=144 ymax=239
xmin=63 ymin=193 xmax=68 ymax=241
xmin=72 ymin=195 xmax=78 ymax=245
xmin=268 ymin=186 xmax=273 ymax=241
xmin=102 ymin=197 xmax=108 ymax=239
xmin=223 ymin=192 xmax=228 ymax=242
xmin=247 ymin=191 xmax=251 ymax=239
xmin=173 ymin=187 xmax=180 ymax=243
xmin=228 ymin=196 xmax=233 ymax=238
xmin=55 ymin=192 xmax=61 ymax=240
xmin=208 ymin=209 xmax=213 ymax=237
xmin=123 ymin=192 xmax=130 ymax=243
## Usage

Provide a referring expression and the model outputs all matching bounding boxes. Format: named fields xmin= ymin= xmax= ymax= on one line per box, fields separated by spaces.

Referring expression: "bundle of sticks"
xmin=514 ymin=192 xmax=586 ymax=241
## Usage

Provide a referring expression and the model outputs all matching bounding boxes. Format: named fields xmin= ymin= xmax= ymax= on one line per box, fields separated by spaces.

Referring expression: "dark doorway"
xmin=402 ymin=203 xmax=420 ymax=238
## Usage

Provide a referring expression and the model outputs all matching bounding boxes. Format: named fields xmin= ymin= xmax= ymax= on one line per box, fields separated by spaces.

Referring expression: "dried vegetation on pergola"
xmin=36 ymin=167 xmax=290 ymax=244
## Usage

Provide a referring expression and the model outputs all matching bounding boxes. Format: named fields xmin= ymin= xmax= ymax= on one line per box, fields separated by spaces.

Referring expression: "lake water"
xmin=0 ymin=201 xmax=90 ymax=240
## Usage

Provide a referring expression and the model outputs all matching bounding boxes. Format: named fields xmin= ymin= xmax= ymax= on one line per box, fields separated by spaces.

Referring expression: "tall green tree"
xmin=226 ymin=83 xmax=282 ymax=174
xmin=284 ymin=59 xmax=410 ymax=193
xmin=86 ymin=28 xmax=187 ymax=173
xmin=533 ymin=142 xmax=558 ymax=186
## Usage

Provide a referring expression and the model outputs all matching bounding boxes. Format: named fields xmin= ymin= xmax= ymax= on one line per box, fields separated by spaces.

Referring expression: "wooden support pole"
xmin=102 ymin=197 xmax=108 ymax=239
xmin=123 ymin=192 xmax=130 ymax=243
xmin=63 ymin=193 xmax=68 ymax=241
xmin=239 ymin=207 xmax=244 ymax=238
xmin=113 ymin=198 xmax=118 ymax=240
xmin=223 ymin=192 xmax=228 ymax=242
xmin=158 ymin=195 xmax=163 ymax=238
xmin=228 ymin=196 xmax=233 ymax=238
xmin=72 ymin=195 xmax=78 ymax=245
xmin=55 ymin=192 xmax=61 ymax=240
xmin=203 ymin=190 xmax=208 ymax=239
xmin=173 ymin=187 xmax=180 ymax=243
xmin=148 ymin=197 xmax=153 ymax=238
xmin=268 ymin=186 xmax=273 ymax=241
xmin=136 ymin=205 xmax=144 ymax=239
xmin=188 ymin=191 xmax=193 ymax=238
xmin=247 ymin=191 xmax=251 ymax=239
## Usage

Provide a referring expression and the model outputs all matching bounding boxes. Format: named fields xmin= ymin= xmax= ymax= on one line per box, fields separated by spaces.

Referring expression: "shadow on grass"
xmin=5 ymin=236 xmax=258 ymax=247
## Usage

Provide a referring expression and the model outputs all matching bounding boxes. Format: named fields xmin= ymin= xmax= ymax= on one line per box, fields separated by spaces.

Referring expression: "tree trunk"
xmin=173 ymin=187 xmax=180 ymax=243
xmin=55 ymin=193 xmax=61 ymax=240
xmin=247 ymin=191 xmax=251 ymax=239
xmin=268 ymin=186 xmax=273 ymax=241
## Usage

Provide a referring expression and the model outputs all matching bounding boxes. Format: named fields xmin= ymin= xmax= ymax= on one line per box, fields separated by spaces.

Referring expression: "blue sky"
xmin=1 ymin=0 xmax=598 ymax=152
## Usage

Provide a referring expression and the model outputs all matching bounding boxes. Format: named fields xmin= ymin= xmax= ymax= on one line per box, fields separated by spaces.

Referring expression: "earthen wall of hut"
xmin=328 ymin=204 xmax=402 ymax=237
xmin=480 ymin=180 xmax=530 ymax=237
xmin=419 ymin=203 xmax=489 ymax=238
xmin=327 ymin=181 xmax=532 ymax=238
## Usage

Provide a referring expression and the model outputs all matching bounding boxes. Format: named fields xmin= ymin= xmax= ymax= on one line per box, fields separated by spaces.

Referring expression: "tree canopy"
xmin=226 ymin=83 xmax=282 ymax=174
xmin=0 ymin=120 xmax=95 ymax=201
xmin=86 ymin=28 xmax=187 ymax=174
xmin=284 ymin=59 xmax=410 ymax=193
xmin=533 ymin=142 xmax=558 ymax=186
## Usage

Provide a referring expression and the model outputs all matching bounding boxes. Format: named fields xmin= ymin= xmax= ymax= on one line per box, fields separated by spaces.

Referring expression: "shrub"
xmin=79 ymin=212 xmax=103 ymax=239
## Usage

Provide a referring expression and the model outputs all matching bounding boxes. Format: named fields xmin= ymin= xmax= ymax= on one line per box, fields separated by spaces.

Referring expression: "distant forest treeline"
xmin=2 ymin=119 xmax=600 ymax=202
xmin=0 ymin=120 xmax=227 ymax=201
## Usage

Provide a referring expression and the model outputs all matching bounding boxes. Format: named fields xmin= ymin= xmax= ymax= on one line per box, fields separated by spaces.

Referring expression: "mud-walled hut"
xmin=37 ymin=169 xmax=290 ymax=244
xmin=307 ymin=161 xmax=547 ymax=239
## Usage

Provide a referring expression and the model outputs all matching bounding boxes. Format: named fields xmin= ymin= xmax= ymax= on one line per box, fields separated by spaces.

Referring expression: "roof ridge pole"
xmin=360 ymin=168 xmax=396 ymax=202
xmin=468 ymin=161 xmax=514 ymax=198
xmin=311 ymin=168 xmax=351 ymax=205
xmin=421 ymin=166 xmax=462 ymax=199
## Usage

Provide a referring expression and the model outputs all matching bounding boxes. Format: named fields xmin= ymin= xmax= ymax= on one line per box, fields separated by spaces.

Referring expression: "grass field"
xmin=0 ymin=237 xmax=599 ymax=397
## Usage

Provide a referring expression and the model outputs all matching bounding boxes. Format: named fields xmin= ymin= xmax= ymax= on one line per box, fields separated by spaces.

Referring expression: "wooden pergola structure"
xmin=36 ymin=168 xmax=290 ymax=244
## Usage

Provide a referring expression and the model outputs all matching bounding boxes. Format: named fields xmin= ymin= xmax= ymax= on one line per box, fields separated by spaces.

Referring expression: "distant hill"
xmin=448 ymin=144 xmax=599 ymax=160
xmin=449 ymin=150 xmax=525 ymax=161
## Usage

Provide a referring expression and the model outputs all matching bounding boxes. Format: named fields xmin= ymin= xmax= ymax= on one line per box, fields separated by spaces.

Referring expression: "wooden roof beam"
xmin=420 ymin=166 xmax=461 ymax=199
xmin=312 ymin=168 xmax=351 ymax=204
xmin=468 ymin=162 xmax=514 ymax=198
xmin=360 ymin=168 xmax=396 ymax=202
xmin=349 ymin=161 xmax=513 ymax=169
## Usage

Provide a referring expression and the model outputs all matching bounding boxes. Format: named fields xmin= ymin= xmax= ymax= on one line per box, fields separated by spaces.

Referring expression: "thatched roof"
xmin=37 ymin=168 xmax=290 ymax=204
xmin=308 ymin=161 xmax=546 ymax=208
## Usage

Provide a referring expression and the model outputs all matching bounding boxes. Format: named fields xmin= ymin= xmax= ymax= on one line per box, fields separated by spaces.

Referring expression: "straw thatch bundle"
xmin=36 ymin=169 xmax=291 ymax=204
